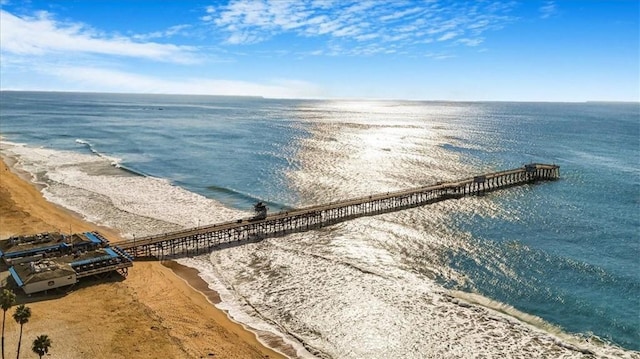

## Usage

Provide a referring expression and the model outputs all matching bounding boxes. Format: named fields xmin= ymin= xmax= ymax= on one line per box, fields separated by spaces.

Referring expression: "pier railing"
xmin=116 ymin=163 xmax=559 ymax=258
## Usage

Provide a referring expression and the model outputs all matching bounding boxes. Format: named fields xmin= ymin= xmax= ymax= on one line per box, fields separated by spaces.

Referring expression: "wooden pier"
xmin=117 ymin=163 xmax=559 ymax=259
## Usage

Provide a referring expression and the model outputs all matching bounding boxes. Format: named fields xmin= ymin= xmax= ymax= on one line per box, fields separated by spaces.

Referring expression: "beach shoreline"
xmin=0 ymin=155 xmax=288 ymax=359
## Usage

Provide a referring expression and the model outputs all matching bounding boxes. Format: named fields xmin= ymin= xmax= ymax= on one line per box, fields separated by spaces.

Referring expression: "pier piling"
xmin=117 ymin=163 xmax=559 ymax=259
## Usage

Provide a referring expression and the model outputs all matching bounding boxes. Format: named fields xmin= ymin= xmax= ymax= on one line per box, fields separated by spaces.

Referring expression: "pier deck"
xmin=117 ymin=163 xmax=559 ymax=258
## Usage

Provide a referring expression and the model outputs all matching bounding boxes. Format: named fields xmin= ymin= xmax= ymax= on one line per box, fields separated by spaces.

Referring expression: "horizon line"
xmin=1 ymin=89 xmax=638 ymax=104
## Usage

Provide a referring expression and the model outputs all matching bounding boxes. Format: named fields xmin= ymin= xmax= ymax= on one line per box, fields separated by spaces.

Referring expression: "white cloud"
xmin=331 ymin=24 xmax=361 ymax=37
xmin=201 ymin=6 xmax=215 ymax=22
xmin=425 ymin=52 xmax=456 ymax=60
xmin=540 ymin=1 xmax=558 ymax=19
xmin=437 ymin=31 xmax=460 ymax=42
xmin=8 ymin=65 xmax=324 ymax=99
xmin=0 ymin=10 xmax=199 ymax=64
xmin=204 ymin=0 xmax=517 ymax=54
xmin=457 ymin=38 xmax=484 ymax=47
xmin=226 ymin=31 xmax=265 ymax=45
xmin=0 ymin=8 xmax=300 ymax=98
xmin=379 ymin=7 xmax=423 ymax=22
xmin=355 ymin=33 xmax=379 ymax=42
xmin=133 ymin=24 xmax=192 ymax=41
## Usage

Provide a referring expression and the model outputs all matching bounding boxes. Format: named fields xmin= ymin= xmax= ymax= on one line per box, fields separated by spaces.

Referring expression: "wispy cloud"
xmin=132 ymin=24 xmax=193 ymax=41
xmin=438 ymin=31 xmax=461 ymax=42
xmin=0 ymin=10 xmax=199 ymax=64
xmin=0 ymin=8 xmax=319 ymax=98
xmin=203 ymin=0 xmax=517 ymax=54
xmin=539 ymin=1 xmax=558 ymax=19
xmin=425 ymin=52 xmax=456 ymax=60
xmin=18 ymin=66 xmax=324 ymax=98
xmin=457 ymin=38 xmax=484 ymax=47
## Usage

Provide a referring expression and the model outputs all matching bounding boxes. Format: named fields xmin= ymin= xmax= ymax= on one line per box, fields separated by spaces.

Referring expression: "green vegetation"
xmin=12 ymin=305 xmax=30 ymax=359
xmin=0 ymin=290 xmax=16 ymax=359
xmin=31 ymin=335 xmax=51 ymax=359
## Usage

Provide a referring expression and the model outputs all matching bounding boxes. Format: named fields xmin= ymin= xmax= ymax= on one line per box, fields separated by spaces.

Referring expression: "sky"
xmin=0 ymin=0 xmax=638 ymax=101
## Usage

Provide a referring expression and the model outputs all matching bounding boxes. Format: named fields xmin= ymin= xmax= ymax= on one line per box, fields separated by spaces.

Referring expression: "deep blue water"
xmin=446 ymin=102 xmax=639 ymax=348
xmin=1 ymin=91 xmax=638 ymax=353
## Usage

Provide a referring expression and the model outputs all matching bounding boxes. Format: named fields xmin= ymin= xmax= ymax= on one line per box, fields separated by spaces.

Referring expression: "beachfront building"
xmin=0 ymin=231 xmax=108 ymax=265
xmin=9 ymin=260 xmax=77 ymax=295
xmin=1 ymin=232 xmax=133 ymax=294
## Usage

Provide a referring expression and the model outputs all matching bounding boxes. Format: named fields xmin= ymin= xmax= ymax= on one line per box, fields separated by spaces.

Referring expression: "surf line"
xmin=118 ymin=163 xmax=560 ymax=259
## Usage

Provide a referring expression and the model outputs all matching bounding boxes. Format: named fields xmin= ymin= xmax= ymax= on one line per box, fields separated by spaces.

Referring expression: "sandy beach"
xmin=0 ymin=157 xmax=287 ymax=359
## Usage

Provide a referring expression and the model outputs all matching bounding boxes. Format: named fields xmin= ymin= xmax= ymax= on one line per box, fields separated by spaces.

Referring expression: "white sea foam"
xmin=1 ymin=141 xmax=309 ymax=357
xmin=1 ymin=142 xmax=245 ymax=238
xmin=177 ymin=256 xmax=317 ymax=359
xmin=1 ymin=116 xmax=637 ymax=359
xmin=205 ymin=221 xmax=636 ymax=358
xmin=212 ymin=211 xmax=628 ymax=353
xmin=206 ymin=111 xmax=637 ymax=359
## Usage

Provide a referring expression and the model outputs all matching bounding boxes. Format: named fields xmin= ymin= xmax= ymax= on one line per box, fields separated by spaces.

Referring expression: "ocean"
xmin=0 ymin=91 xmax=638 ymax=358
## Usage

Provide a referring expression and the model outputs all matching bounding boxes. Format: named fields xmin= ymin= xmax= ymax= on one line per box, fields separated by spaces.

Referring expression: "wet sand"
xmin=0 ymin=157 xmax=287 ymax=359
